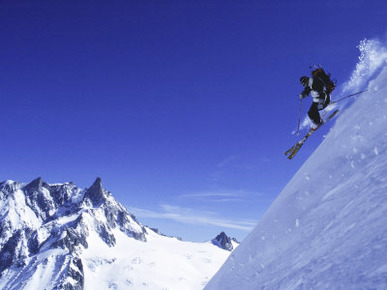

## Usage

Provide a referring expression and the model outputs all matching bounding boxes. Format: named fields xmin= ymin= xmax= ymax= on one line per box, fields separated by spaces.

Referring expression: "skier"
xmin=299 ymin=68 xmax=335 ymax=130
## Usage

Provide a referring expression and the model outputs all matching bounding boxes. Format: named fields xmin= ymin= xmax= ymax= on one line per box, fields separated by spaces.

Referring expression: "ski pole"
xmin=331 ymin=89 xmax=368 ymax=104
xmin=296 ymin=98 xmax=302 ymax=135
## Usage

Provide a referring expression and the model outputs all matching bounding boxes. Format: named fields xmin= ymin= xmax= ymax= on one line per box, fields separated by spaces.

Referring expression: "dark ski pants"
xmin=308 ymin=102 xmax=322 ymax=125
xmin=308 ymin=94 xmax=330 ymax=125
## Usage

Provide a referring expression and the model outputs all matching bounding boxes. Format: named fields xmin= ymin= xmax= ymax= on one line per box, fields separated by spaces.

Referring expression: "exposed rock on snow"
xmin=211 ymin=232 xmax=238 ymax=251
xmin=0 ymin=178 xmax=232 ymax=289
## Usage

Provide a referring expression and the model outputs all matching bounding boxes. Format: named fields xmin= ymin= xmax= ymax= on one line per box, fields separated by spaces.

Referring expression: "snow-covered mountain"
xmin=0 ymin=177 xmax=232 ymax=289
xmin=211 ymin=232 xmax=238 ymax=251
xmin=206 ymin=59 xmax=387 ymax=287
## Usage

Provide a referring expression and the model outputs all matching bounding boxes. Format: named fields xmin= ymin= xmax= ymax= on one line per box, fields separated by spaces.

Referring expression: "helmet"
xmin=300 ymin=76 xmax=309 ymax=86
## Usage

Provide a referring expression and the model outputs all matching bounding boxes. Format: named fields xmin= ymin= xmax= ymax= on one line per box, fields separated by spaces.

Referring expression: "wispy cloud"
xmin=178 ymin=191 xmax=246 ymax=202
xmin=177 ymin=189 xmax=264 ymax=203
xmin=128 ymin=204 xmax=257 ymax=231
xmin=210 ymin=155 xmax=240 ymax=183
xmin=216 ymin=155 xmax=239 ymax=168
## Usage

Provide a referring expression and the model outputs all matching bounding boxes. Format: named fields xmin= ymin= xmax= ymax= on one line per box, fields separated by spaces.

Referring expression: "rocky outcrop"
xmin=0 ymin=178 xmax=146 ymax=287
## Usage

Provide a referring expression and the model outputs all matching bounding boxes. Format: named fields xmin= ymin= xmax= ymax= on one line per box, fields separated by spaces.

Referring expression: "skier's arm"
xmin=299 ymin=87 xmax=311 ymax=99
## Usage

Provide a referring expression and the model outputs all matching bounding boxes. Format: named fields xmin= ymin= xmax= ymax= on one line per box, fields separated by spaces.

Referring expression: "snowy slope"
xmin=81 ymin=228 xmax=230 ymax=289
xmin=206 ymin=52 xmax=387 ymax=288
xmin=0 ymin=178 xmax=232 ymax=290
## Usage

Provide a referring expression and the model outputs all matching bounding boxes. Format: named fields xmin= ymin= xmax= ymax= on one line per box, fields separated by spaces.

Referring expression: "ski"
xmin=285 ymin=109 xmax=339 ymax=159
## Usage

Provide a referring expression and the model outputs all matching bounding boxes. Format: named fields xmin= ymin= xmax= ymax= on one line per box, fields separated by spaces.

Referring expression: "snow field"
xmin=82 ymin=228 xmax=230 ymax=290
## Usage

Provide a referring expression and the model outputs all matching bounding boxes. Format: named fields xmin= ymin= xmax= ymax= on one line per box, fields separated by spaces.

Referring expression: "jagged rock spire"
xmin=212 ymin=232 xmax=234 ymax=251
xmin=0 ymin=177 xmax=147 ymax=288
xmin=24 ymin=177 xmax=43 ymax=194
xmin=84 ymin=177 xmax=105 ymax=207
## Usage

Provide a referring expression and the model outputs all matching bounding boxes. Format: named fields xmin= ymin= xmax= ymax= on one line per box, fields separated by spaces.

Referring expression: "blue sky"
xmin=1 ymin=1 xmax=387 ymax=242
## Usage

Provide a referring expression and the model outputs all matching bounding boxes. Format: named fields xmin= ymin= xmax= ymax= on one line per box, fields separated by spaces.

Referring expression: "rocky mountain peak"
xmin=83 ymin=177 xmax=106 ymax=207
xmin=24 ymin=177 xmax=43 ymax=194
xmin=0 ymin=178 xmax=147 ymax=289
xmin=211 ymin=232 xmax=235 ymax=251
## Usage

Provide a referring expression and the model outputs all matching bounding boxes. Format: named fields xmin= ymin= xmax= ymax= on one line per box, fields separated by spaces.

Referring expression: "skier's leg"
xmin=308 ymin=103 xmax=322 ymax=125
xmin=323 ymin=93 xmax=331 ymax=108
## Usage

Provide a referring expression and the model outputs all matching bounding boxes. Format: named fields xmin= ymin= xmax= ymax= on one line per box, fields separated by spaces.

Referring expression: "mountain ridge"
xmin=0 ymin=177 xmax=147 ymax=289
xmin=0 ymin=178 xmax=233 ymax=289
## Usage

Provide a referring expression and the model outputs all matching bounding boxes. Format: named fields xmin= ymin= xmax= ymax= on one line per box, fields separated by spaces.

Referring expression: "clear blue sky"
xmin=1 ymin=1 xmax=386 ymax=241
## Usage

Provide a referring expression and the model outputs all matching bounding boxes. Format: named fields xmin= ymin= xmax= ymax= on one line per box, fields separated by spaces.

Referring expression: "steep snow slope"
xmin=0 ymin=178 xmax=231 ymax=290
xmin=206 ymin=65 xmax=387 ymax=287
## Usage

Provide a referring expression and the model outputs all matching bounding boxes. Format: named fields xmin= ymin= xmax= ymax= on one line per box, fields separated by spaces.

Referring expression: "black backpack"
xmin=312 ymin=68 xmax=336 ymax=94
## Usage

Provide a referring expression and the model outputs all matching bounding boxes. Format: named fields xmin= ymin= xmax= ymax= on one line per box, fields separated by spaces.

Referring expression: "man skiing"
xmin=299 ymin=68 xmax=335 ymax=130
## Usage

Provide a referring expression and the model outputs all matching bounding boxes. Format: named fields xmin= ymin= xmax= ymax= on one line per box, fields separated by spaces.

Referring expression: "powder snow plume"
xmin=298 ymin=38 xmax=387 ymax=131
xmin=343 ymin=38 xmax=387 ymax=93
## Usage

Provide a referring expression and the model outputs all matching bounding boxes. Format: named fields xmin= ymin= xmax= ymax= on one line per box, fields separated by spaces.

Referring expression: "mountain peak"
xmin=211 ymin=232 xmax=235 ymax=251
xmin=0 ymin=178 xmax=232 ymax=289
xmin=24 ymin=177 xmax=43 ymax=194
xmin=94 ymin=177 xmax=102 ymax=187
xmin=0 ymin=177 xmax=147 ymax=287
xmin=83 ymin=177 xmax=105 ymax=206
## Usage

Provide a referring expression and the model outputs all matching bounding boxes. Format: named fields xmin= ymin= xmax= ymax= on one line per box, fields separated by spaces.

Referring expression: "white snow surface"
xmin=81 ymin=228 xmax=229 ymax=290
xmin=206 ymin=47 xmax=387 ymax=289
